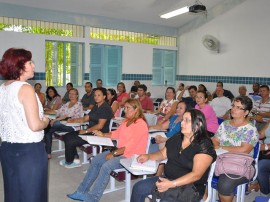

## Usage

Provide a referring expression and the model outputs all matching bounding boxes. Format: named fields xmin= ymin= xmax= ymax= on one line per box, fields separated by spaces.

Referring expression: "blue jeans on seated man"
xmin=257 ymin=159 xmax=270 ymax=195
xmin=72 ymin=151 xmax=125 ymax=202
xmin=44 ymin=121 xmax=74 ymax=154
xmin=131 ymin=176 xmax=159 ymax=202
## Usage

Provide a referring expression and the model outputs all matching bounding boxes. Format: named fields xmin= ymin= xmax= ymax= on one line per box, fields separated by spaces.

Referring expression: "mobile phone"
xmin=151 ymin=137 xmax=156 ymax=144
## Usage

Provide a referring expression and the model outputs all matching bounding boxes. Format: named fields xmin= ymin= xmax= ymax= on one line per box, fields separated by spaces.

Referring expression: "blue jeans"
xmin=0 ymin=142 xmax=48 ymax=202
xmin=131 ymin=176 xmax=159 ymax=202
xmin=76 ymin=151 xmax=125 ymax=202
xmin=44 ymin=121 xmax=74 ymax=154
xmin=258 ymin=159 xmax=270 ymax=194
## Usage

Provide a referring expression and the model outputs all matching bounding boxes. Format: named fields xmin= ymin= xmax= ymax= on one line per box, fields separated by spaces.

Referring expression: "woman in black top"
xmin=60 ymin=88 xmax=114 ymax=168
xmin=131 ymin=109 xmax=217 ymax=202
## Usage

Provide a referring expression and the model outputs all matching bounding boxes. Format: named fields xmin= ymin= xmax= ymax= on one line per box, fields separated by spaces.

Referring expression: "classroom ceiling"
xmin=0 ymin=0 xmax=227 ymax=28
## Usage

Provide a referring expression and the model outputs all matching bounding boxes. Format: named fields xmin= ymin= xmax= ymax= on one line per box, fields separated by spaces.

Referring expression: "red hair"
xmin=0 ymin=48 xmax=32 ymax=80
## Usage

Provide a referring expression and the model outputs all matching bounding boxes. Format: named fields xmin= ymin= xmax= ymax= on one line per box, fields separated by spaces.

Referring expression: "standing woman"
xmin=35 ymin=82 xmax=46 ymax=106
xmin=195 ymin=90 xmax=219 ymax=137
xmin=0 ymin=48 xmax=50 ymax=202
xmin=44 ymin=86 xmax=62 ymax=111
xmin=117 ymin=82 xmax=129 ymax=107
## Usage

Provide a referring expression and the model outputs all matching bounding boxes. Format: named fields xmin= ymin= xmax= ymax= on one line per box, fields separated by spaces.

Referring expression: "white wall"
xmin=178 ymin=0 xmax=270 ymax=95
xmin=0 ymin=30 xmax=176 ymax=99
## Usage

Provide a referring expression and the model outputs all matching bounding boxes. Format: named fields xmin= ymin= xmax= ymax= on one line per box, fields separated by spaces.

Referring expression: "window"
xmin=45 ymin=41 xmax=84 ymax=86
xmin=90 ymin=44 xmax=122 ymax=87
xmin=0 ymin=16 xmax=84 ymax=37
xmin=90 ymin=27 xmax=177 ymax=47
xmin=152 ymin=49 xmax=177 ymax=86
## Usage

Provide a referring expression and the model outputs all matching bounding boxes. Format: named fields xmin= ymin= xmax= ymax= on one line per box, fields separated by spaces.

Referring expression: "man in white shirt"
xmin=210 ymin=87 xmax=231 ymax=118
xmin=176 ymin=83 xmax=190 ymax=101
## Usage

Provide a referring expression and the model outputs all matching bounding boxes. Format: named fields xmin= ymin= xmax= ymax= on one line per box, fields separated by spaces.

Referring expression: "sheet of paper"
xmin=149 ymin=131 xmax=167 ymax=138
xmin=130 ymin=154 xmax=158 ymax=172
xmin=79 ymin=135 xmax=114 ymax=147
xmin=215 ymin=148 xmax=228 ymax=156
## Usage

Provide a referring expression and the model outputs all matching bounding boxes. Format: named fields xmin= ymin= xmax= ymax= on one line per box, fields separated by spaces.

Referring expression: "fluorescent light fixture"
xmin=160 ymin=6 xmax=189 ymax=19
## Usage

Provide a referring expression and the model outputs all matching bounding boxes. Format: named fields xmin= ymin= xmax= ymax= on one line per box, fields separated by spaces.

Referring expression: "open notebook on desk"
xmin=130 ymin=154 xmax=158 ymax=172
xmin=79 ymin=135 xmax=114 ymax=147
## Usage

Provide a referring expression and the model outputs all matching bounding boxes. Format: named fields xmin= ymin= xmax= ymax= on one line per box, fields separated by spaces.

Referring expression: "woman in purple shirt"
xmin=195 ymin=90 xmax=219 ymax=137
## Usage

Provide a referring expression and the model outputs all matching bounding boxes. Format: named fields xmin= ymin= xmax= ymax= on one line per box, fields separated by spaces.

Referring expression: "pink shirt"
xmin=137 ymin=96 xmax=154 ymax=111
xmin=117 ymin=92 xmax=129 ymax=103
xmin=111 ymin=118 xmax=148 ymax=158
xmin=195 ymin=104 xmax=219 ymax=133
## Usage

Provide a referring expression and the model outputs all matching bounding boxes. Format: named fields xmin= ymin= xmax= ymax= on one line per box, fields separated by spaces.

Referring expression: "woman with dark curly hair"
xmin=44 ymin=86 xmax=62 ymax=111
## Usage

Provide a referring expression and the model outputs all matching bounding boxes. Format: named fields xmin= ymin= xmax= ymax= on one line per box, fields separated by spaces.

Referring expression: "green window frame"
xmin=45 ymin=41 xmax=84 ymax=87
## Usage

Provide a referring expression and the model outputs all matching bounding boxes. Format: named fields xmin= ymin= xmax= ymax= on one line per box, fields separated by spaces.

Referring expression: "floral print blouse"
xmin=56 ymin=101 xmax=83 ymax=119
xmin=215 ymin=120 xmax=258 ymax=155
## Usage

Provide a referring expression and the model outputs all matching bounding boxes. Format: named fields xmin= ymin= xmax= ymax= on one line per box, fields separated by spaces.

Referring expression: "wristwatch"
xmin=112 ymin=151 xmax=118 ymax=157
xmin=265 ymin=144 xmax=269 ymax=151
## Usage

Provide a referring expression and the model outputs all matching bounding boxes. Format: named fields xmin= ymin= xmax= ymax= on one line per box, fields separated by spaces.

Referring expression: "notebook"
xmin=79 ymin=135 xmax=114 ymax=147
xmin=130 ymin=154 xmax=158 ymax=172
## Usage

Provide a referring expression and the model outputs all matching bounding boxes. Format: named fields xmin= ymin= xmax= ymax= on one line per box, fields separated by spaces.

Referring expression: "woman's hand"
xmin=156 ymin=177 xmax=174 ymax=192
xmin=67 ymin=118 xmax=76 ymax=123
xmin=105 ymin=152 xmax=114 ymax=160
xmin=92 ymin=130 xmax=103 ymax=137
xmin=155 ymin=135 xmax=167 ymax=144
xmin=79 ymin=129 xmax=88 ymax=135
xmin=136 ymin=154 xmax=149 ymax=163
xmin=50 ymin=119 xmax=56 ymax=126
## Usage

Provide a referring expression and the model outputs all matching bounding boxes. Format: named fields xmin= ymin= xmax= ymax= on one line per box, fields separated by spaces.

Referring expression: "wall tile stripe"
xmin=3 ymin=72 xmax=269 ymax=86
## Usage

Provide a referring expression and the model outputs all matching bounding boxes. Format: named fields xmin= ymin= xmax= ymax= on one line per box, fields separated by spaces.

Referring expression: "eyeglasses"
xmin=195 ymin=96 xmax=205 ymax=99
xmin=182 ymin=118 xmax=192 ymax=123
xmin=231 ymin=104 xmax=245 ymax=111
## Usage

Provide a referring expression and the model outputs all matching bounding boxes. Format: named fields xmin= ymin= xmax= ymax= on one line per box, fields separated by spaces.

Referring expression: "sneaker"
xmin=65 ymin=161 xmax=81 ymax=169
xmin=67 ymin=191 xmax=86 ymax=201
xmin=73 ymin=158 xmax=80 ymax=164
xmin=59 ymin=159 xmax=67 ymax=166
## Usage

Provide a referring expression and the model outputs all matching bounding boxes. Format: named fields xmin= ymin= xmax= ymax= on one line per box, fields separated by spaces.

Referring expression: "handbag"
xmin=151 ymin=183 xmax=200 ymax=202
xmin=215 ymin=152 xmax=255 ymax=180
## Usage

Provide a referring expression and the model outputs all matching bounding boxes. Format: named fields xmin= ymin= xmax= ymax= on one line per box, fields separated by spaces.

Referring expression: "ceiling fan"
xmin=160 ymin=0 xmax=207 ymax=19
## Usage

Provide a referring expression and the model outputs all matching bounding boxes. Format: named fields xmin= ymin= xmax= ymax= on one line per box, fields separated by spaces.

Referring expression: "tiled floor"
xmin=0 ymin=140 xmax=265 ymax=202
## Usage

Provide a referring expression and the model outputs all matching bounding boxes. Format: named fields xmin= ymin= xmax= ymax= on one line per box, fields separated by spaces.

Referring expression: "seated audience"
xmin=249 ymin=82 xmax=261 ymax=102
xmin=212 ymin=81 xmax=234 ymax=101
xmin=198 ymin=83 xmax=213 ymax=101
xmin=130 ymin=80 xmax=140 ymax=98
xmin=210 ymin=87 xmax=231 ymax=119
xmin=44 ymin=86 xmax=62 ymax=111
xmin=34 ymin=82 xmax=46 ymax=106
xmin=252 ymin=85 xmax=270 ymax=132
xmin=238 ymin=85 xmax=247 ymax=96
xmin=62 ymin=82 xmax=73 ymax=104
xmin=195 ymin=90 xmax=219 ymax=137
xmin=149 ymin=100 xmax=191 ymax=176
xmin=44 ymin=88 xmax=83 ymax=159
xmin=182 ymin=85 xmax=197 ymax=108
xmin=250 ymin=122 xmax=270 ymax=195
xmin=93 ymin=79 xmax=106 ymax=92
xmin=137 ymin=84 xmax=154 ymax=112
xmin=60 ymin=88 xmax=113 ymax=168
xmin=81 ymin=82 xmax=95 ymax=110
xmin=117 ymin=82 xmax=129 ymax=107
xmin=67 ymin=99 xmax=148 ymax=202
xmin=156 ymin=87 xmax=178 ymax=123
xmin=212 ymin=96 xmax=258 ymax=202
xmin=130 ymin=109 xmax=216 ymax=202
xmin=106 ymin=88 xmax=120 ymax=116
xmin=176 ymin=82 xmax=189 ymax=101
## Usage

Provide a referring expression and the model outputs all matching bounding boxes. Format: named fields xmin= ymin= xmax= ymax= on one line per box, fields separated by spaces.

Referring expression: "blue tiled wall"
xmin=122 ymin=74 xmax=152 ymax=80
xmin=4 ymin=72 xmax=270 ymax=86
xmin=176 ymin=75 xmax=270 ymax=85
